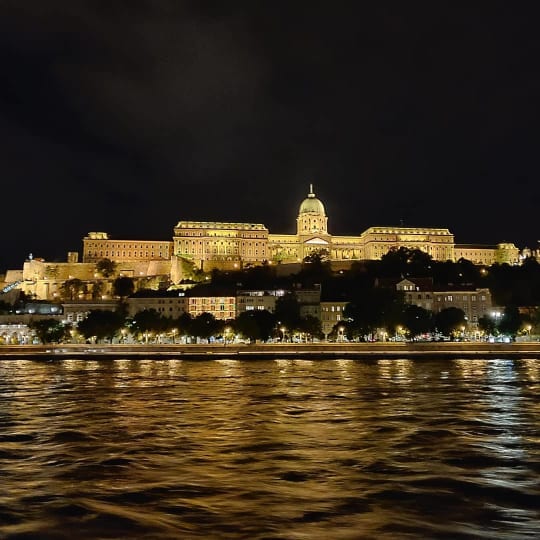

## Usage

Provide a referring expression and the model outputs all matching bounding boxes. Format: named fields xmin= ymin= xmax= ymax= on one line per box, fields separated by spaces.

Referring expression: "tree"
xmin=28 ymin=318 xmax=70 ymax=344
xmin=239 ymin=263 xmax=277 ymax=290
xmin=252 ymin=309 xmax=277 ymax=341
xmin=60 ymin=278 xmax=85 ymax=301
xmin=299 ymin=314 xmax=323 ymax=341
xmin=91 ymin=280 xmax=105 ymax=300
xmin=454 ymin=258 xmax=483 ymax=285
xmin=299 ymin=250 xmax=332 ymax=286
xmin=486 ymin=263 xmax=514 ymax=306
xmin=275 ymin=292 xmax=302 ymax=332
xmin=174 ymin=312 xmax=193 ymax=340
xmin=378 ymin=247 xmax=434 ymax=278
xmin=113 ymin=276 xmax=135 ymax=299
xmin=77 ymin=310 xmax=124 ymax=343
xmin=434 ymin=307 xmax=466 ymax=337
xmin=96 ymin=258 xmax=117 ymax=278
xmin=498 ymin=306 xmax=523 ymax=337
xmin=130 ymin=309 xmax=165 ymax=341
xmin=191 ymin=312 xmax=222 ymax=341
xmin=344 ymin=288 xmax=405 ymax=338
xmin=235 ymin=311 xmax=262 ymax=342
xmin=178 ymin=256 xmax=206 ymax=282
xmin=235 ymin=310 xmax=276 ymax=342
xmin=401 ymin=305 xmax=434 ymax=337
xmin=478 ymin=315 xmax=497 ymax=336
xmin=303 ymin=249 xmax=330 ymax=264
xmin=432 ymin=258 xmax=483 ymax=288
xmin=531 ymin=306 xmax=540 ymax=332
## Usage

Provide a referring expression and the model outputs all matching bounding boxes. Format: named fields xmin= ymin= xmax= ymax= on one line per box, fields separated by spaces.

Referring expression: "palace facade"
xmin=78 ymin=185 xmax=518 ymax=278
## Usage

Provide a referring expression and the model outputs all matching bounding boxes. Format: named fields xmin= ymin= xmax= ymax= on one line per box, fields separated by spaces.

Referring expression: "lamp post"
xmin=280 ymin=326 xmax=286 ymax=342
xmin=338 ymin=326 xmax=345 ymax=343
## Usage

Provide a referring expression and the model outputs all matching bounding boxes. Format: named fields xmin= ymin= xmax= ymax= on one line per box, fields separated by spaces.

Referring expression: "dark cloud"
xmin=1 ymin=2 xmax=539 ymax=271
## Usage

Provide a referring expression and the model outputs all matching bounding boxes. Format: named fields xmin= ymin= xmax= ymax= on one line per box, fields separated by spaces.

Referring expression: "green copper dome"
xmin=299 ymin=185 xmax=326 ymax=215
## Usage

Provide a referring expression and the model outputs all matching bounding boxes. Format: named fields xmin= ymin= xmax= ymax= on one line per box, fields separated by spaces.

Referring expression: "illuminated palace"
xmin=82 ymin=186 xmax=519 ymax=277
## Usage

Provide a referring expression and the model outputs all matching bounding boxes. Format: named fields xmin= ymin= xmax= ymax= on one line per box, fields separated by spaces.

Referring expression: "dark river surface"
xmin=0 ymin=357 xmax=539 ymax=540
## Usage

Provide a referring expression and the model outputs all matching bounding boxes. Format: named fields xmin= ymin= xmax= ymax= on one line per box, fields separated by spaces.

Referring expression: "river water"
xmin=0 ymin=357 xmax=539 ymax=539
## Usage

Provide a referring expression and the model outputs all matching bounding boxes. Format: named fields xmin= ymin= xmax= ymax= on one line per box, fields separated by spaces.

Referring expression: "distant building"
xmin=126 ymin=292 xmax=187 ymax=318
xmin=127 ymin=288 xmax=236 ymax=321
xmin=295 ymin=285 xmax=322 ymax=320
xmin=433 ymin=287 xmax=493 ymax=327
xmin=453 ymin=245 xmax=496 ymax=266
xmin=74 ymin=186 xmax=521 ymax=278
xmin=1 ymin=186 xmax=526 ymax=303
xmin=320 ymin=301 xmax=348 ymax=337
xmin=520 ymin=242 xmax=540 ymax=263
xmin=236 ymin=289 xmax=285 ymax=314
xmin=186 ymin=292 xmax=236 ymax=320
xmin=62 ymin=300 xmax=119 ymax=324
xmin=83 ymin=232 xmax=172 ymax=263
xmin=0 ymin=324 xmax=34 ymax=345
xmin=172 ymin=221 xmax=269 ymax=271
xmin=361 ymin=227 xmax=454 ymax=261
xmin=378 ymin=277 xmax=494 ymax=329
xmin=395 ymin=278 xmax=435 ymax=312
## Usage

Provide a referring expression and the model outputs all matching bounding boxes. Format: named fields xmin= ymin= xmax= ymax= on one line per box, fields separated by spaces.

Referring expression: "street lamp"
xmin=338 ymin=326 xmax=345 ymax=342
xmin=280 ymin=326 xmax=286 ymax=342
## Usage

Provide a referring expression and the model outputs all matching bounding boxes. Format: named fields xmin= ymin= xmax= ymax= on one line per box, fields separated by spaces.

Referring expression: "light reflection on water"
xmin=0 ymin=357 xmax=539 ymax=539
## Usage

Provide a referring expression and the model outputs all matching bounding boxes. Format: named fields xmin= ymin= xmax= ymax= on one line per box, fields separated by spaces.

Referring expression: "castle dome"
xmin=299 ymin=184 xmax=326 ymax=215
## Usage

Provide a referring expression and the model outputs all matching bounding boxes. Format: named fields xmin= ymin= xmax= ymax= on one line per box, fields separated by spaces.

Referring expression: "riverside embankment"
xmin=1 ymin=341 xmax=540 ymax=359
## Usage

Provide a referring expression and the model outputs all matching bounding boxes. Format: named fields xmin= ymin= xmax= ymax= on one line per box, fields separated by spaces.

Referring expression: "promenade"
xmin=1 ymin=342 xmax=540 ymax=359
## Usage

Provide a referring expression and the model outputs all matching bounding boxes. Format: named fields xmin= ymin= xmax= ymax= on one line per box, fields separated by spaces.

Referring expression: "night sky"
xmin=2 ymin=2 xmax=539 ymax=272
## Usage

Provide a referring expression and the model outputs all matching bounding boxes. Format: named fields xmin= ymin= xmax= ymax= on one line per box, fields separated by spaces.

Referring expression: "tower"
xmin=296 ymin=184 xmax=328 ymax=236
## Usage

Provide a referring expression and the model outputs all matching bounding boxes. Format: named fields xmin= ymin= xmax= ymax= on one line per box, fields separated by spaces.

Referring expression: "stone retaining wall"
xmin=1 ymin=342 xmax=540 ymax=359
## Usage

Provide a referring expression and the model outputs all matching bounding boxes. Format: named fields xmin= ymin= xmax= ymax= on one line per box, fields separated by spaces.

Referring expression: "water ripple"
xmin=0 ymin=357 xmax=539 ymax=539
